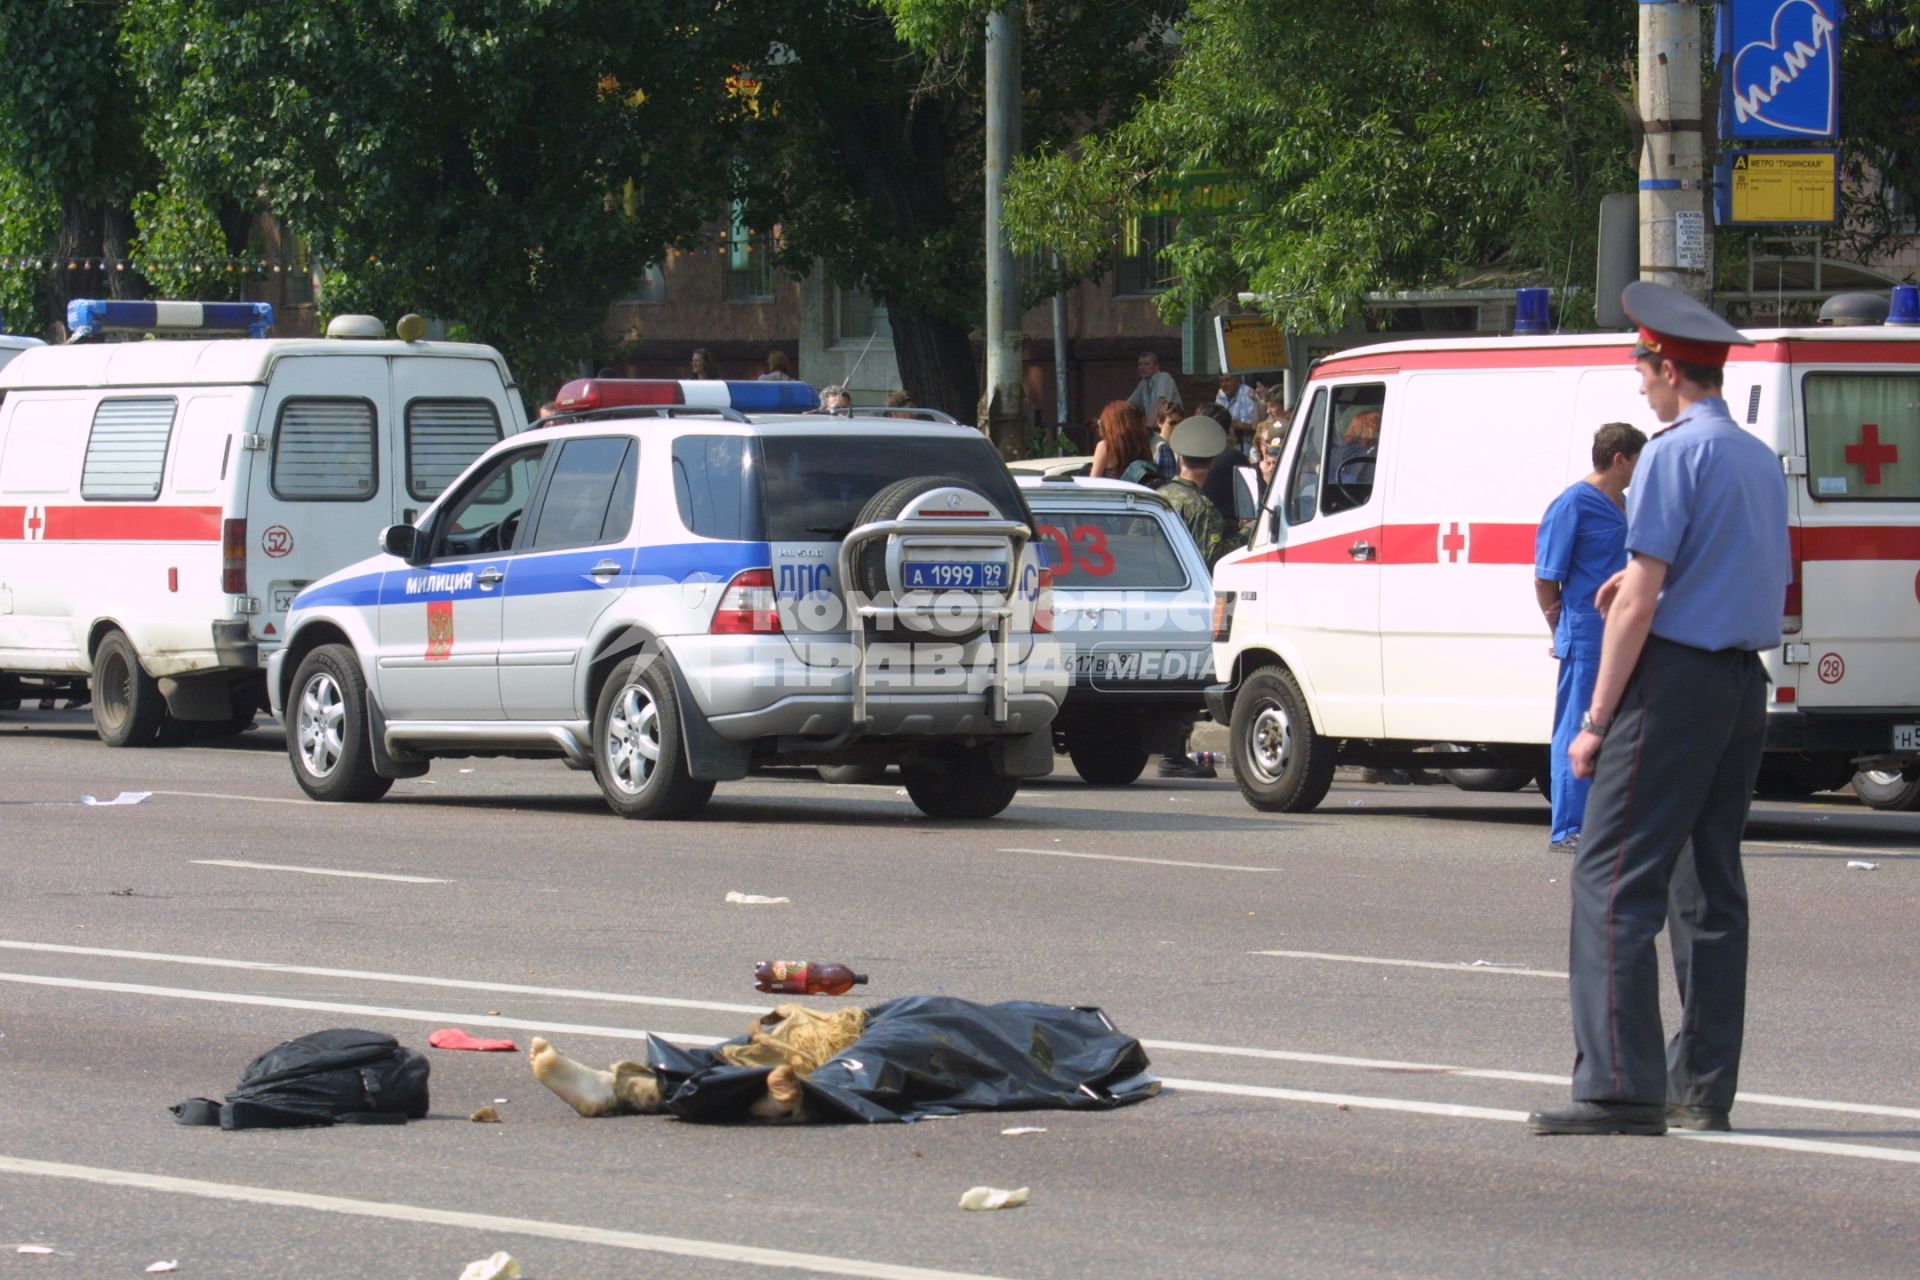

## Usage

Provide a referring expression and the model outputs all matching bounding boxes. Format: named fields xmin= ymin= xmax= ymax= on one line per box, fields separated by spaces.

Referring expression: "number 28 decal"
xmin=1037 ymin=523 xmax=1114 ymax=577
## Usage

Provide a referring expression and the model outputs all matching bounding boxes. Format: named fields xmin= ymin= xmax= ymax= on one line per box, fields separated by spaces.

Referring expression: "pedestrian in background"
xmin=1149 ymin=399 xmax=1180 ymax=475
xmin=1534 ymin=421 xmax=1645 ymax=854
xmin=1155 ymin=414 xmax=1243 ymax=780
xmin=1216 ymin=372 xmax=1260 ymax=434
xmin=1127 ymin=351 xmax=1182 ymax=422
xmin=1528 ymin=282 xmax=1789 ymax=1138
xmin=690 ymin=348 xmax=721 ymax=380
xmin=1088 ymin=400 xmax=1153 ymax=481
xmin=759 ymin=351 xmax=793 ymax=381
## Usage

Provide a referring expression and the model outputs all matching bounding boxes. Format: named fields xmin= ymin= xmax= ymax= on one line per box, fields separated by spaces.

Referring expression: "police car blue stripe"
xmin=292 ymin=542 xmax=772 ymax=611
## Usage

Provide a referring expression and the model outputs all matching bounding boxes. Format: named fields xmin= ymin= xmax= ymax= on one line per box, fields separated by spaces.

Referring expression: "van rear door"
xmin=1793 ymin=362 xmax=1920 ymax=715
xmin=249 ymin=356 xmax=393 ymax=646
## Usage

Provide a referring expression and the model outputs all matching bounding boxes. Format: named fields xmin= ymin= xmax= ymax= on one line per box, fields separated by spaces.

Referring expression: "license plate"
xmin=271 ymin=588 xmax=298 ymax=612
xmin=1895 ymin=725 xmax=1920 ymax=751
xmin=903 ymin=560 xmax=1006 ymax=590
xmin=1073 ymin=652 xmax=1141 ymax=679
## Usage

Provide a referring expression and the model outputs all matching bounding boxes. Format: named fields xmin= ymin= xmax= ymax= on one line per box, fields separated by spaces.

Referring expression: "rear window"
xmin=757 ymin=434 xmax=1029 ymax=541
xmin=673 ymin=435 xmax=763 ymax=540
xmin=1804 ymin=373 xmax=1919 ymax=501
xmin=1033 ymin=510 xmax=1192 ymax=589
xmin=81 ymin=397 xmax=176 ymax=501
xmin=407 ymin=399 xmax=502 ymax=501
xmin=273 ymin=398 xmax=377 ymax=501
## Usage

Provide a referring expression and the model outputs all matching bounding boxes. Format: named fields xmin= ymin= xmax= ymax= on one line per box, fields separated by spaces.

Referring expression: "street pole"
xmin=981 ymin=2 xmax=1030 ymax=454
xmin=1051 ymin=253 xmax=1069 ymax=445
xmin=1638 ymin=0 xmax=1712 ymax=302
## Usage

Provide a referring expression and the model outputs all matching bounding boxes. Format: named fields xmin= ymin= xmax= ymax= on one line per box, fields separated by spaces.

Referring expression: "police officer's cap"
xmin=1169 ymin=414 xmax=1227 ymax=460
xmin=1622 ymin=281 xmax=1753 ymax=369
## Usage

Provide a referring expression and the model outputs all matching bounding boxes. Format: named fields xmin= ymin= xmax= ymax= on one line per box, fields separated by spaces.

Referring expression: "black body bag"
xmin=171 ymin=1028 xmax=430 ymax=1131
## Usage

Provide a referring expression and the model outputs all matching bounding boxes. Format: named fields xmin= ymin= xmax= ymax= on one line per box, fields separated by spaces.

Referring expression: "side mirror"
xmin=381 ymin=524 xmax=419 ymax=559
xmin=1232 ymin=466 xmax=1261 ymax=521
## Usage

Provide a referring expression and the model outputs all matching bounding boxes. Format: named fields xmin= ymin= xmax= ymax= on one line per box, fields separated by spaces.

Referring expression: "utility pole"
xmin=981 ymin=2 xmax=1030 ymax=455
xmin=1638 ymin=0 xmax=1711 ymax=301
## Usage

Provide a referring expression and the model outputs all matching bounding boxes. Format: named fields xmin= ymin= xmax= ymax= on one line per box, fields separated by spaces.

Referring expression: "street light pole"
xmin=1639 ymin=0 xmax=1712 ymax=301
xmin=981 ymin=1 xmax=1029 ymax=454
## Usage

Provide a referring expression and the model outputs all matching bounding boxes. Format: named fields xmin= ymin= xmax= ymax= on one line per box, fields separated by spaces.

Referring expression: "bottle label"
xmin=767 ymin=961 xmax=808 ymax=993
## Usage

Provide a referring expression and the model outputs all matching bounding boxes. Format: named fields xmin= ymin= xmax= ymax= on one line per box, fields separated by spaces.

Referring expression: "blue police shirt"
xmin=1625 ymin=396 xmax=1791 ymax=652
xmin=1534 ymin=480 xmax=1627 ymax=659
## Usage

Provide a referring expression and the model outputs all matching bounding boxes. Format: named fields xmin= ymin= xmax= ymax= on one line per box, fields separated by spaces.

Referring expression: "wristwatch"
xmin=1580 ymin=711 xmax=1609 ymax=737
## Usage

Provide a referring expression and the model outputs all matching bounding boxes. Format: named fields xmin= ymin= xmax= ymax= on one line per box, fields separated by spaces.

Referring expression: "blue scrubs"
xmin=1535 ymin=481 xmax=1628 ymax=842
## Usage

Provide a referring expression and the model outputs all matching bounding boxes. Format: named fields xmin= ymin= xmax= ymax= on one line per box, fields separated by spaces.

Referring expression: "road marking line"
xmin=0 ymin=972 xmax=724 ymax=1047
xmin=998 ymin=847 xmax=1272 ymax=872
xmin=148 ymin=790 xmax=317 ymax=806
xmin=1160 ymin=1079 xmax=1920 ymax=1165
xmin=0 ymin=1156 xmax=1008 ymax=1280
xmin=0 ymin=940 xmax=769 ymax=1015
xmin=8 ymin=941 xmax=1916 ymax=1123
xmin=1249 ymin=948 xmax=1568 ymax=978
xmin=191 ymin=859 xmax=450 ymax=884
xmin=1746 ymin=840 xmax=1914 ymax=858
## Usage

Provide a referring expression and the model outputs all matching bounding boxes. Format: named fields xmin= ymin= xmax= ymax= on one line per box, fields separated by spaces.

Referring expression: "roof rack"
xmin=537 ymin=405 xmax=751 ymax=428
xmin=864 ymin=407 xmax=962 ymax=425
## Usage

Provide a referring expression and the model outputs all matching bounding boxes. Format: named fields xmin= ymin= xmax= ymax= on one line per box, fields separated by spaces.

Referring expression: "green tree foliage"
xmin=1832 ymin=1 xmax=1920 ymax=262
xmin=121 ymin=0 xmax=752 ymax=394
xmin=1003 ymin=0 xmax=1639 ymax=331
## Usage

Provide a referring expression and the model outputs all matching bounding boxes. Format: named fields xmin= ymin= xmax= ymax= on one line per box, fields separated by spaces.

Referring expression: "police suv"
xmin=269 ymin=380 xmax=1065 ymax=820
xmin=0 ymin=300 xmax=527 ymax=744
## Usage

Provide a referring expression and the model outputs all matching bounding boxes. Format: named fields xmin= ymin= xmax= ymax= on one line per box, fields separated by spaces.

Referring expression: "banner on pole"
xmin=1718 ymin=0 xmax=1844 ymax=140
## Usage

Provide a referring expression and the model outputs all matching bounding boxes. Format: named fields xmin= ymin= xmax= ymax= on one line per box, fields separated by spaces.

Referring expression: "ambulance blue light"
xmin=1513 ymin=288 xmax=1552 ymax=335
xmin=67 ymin=299 xmax=275 ymax=340
xmin=1887 ymin=285 xmax=1920 ymax=327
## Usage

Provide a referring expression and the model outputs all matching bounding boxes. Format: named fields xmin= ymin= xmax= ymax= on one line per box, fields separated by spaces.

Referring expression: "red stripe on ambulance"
xmin=0 ymin=505 xmax=222 ymax=542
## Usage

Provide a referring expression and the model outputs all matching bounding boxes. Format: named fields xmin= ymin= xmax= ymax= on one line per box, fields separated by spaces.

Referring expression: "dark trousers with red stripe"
xmin=1568 ymin=636 xmax=1768 ymax=1111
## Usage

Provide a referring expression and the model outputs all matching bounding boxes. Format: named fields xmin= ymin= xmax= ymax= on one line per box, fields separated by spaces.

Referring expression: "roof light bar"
xmin=67 ymin=299 xmax=275 ymax=341
xmin=553 ymin=378 xmax=820 ymax=414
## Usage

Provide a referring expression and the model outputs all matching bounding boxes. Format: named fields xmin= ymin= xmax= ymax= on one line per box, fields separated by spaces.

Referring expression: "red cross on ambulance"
xmin=1439 ymin=522 xmax=1469 ymax=563
xmin=1845 ymin=423 xmax=1899 ymax=486
xmin=22 ymin=505 xmax=45 ymax=541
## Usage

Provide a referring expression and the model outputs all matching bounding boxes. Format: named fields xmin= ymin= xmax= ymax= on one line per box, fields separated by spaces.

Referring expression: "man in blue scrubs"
xmin=1534 ymin=423 xmax=1646 ymax=854
xmin=1529 ymin=283 xmax=1789 ymax=1138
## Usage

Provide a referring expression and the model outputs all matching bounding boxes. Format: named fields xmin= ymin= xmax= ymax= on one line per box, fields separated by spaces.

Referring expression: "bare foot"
xmin=529 ymin=1036 xmax=621 ymax=1117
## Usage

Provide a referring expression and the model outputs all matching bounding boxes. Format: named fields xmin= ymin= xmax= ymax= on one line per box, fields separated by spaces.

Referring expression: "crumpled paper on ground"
xmin=959 ymin=1185 xmax=1030 ymax=1211
xmin=457 ymin=1251 xmax=521 ymax=1280
xmin=725 ymin=891 xmax=790 ymax=905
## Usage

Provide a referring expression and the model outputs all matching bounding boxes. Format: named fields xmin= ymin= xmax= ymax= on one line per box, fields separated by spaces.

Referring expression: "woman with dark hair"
xmin=689 ymin=348 xmax=720 ymax=380
xmin=1088 ymin=400 xmax=1153 ymax=480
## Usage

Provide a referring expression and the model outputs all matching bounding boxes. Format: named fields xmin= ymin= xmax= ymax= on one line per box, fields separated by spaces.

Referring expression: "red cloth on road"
xmin=428 ymin=1028 xmax=518 ymax=1052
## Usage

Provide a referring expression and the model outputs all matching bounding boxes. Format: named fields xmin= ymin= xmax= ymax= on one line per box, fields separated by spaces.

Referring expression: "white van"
xmin=0 ymin=301 xmax=527 ymax=745
xmin=1210 ymin=320 xmax=1920 ymax=812
xmin=0 ymin=335 xmax=43 ymax=374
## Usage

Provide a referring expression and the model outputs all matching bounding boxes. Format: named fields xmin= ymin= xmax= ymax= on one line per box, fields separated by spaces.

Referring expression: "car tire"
xmin=1230 ymin=665 xmax=1335 ymax=813
xmin=850 ymin=474 xmax=998 ymax=641
xmin=901 ymin=746 xmax=1020 ymax=819
xmin=1851 ymin=769 xmax=1920 ymax=812
xmin=287 ymin=644 xmax=393 ymax=802
xmin=593 ymin=654 xmax=715 ymax=820
xmin=1440 ymin=765 xmax=1533 ymax=792
xmin=818 ymin=762 xmax=889 ymax=785
xmin=1068 ymin=735 xmax=1149 ymax=786
xmin=91 ymin=631 xmax=166 ymax=748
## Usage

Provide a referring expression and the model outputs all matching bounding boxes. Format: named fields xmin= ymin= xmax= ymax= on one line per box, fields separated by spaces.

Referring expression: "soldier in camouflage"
xmin=1161 ymin=416 xmax=1242 ymax=569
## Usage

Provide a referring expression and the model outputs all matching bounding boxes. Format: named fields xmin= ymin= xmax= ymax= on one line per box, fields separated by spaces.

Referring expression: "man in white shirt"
xmin=1125 ymin=352 xmax=1181 ymax=421
xmin=1216 ymin=373 xmax=1260 ymax=429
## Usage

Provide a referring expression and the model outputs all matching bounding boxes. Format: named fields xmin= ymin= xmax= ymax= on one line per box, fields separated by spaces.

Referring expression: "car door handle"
xmin=588 ymin=559 xmax=622 ymax=579
xmin=1349 ymin=541 xmax=1376 ymax=561
xmin=477 ymin=566 xmax=505 ymax=588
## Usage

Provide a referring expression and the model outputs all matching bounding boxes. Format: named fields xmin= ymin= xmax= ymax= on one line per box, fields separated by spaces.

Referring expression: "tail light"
xmin=1212 ymin=591 xmax=1236 ymax=642
xmin=708 ymin=568 xmax=781 ymax=634
xmin=222 ymin=519 xmax=247 ymax=594
xmin=1782 ymin=535 xmax=1802 ymax=635
xmin=1031 ymin=568 xmax=1054 ymax=633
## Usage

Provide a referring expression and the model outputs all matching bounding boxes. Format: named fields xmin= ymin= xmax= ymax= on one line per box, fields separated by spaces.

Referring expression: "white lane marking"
xmin=1161 ymin=1078 xmax=1920 ymax=1166
xmin=10 ymin=939 xmax=1917 ymax=1124
xmin=1249 ymin=948 xmax=1568 ymax=978
xmin=0 ymin=940 xmax=769 ymax=1015
xmin=0 ymin=973 xmax=722 ymax=1047
xmin=147 ymin=790 xmax=316 ymax=806
xmin=998 ymin=847 xmax=1272 ymax=873
xmin=0 ymin=1156 xmax=1009 ymax=1280
xmin=191 ymin=859 xmax=450 ymax=884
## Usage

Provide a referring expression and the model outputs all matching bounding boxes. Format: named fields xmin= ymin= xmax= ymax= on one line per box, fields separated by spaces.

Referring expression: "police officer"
xmin=1528 ymin=283 xmax=1790 ymax=1137
xmin=1157 ymin=414 xmax=1242 ymax=780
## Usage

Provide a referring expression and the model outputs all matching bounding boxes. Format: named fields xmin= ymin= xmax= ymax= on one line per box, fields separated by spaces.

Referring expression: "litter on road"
xmin=469 ymin=1105 xmax=502 ymax=1123
xmin=1001 ymin=1126 xmax=1047 ymax=1135
xmin=429 ymin=1028 xmax=518 ymax=1052
xmin=959 ymin=1186 xmax=1029 ymax=1211
xmin=81 ymin=791 xmax=152 ymax=806
xmin=172 ymin=1028 xmax=429 ymax=1130
xmin=145 ymin=1263 xmax=179 ymax=1274
xmin=725 ymin=891 xmax=791 ymax=905
xmin=457 ymin=1252 xmax=521 ymax=1280
xmin=1847 ymin=860 xmax=1881 ymax=870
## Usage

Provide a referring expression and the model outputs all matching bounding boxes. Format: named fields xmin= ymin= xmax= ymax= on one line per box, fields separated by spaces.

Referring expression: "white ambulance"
xmin=0 ymin=335 xmax=44 ymax=372
xmin=1209 ymin=312 xmax=1920 ymax=813
xmin=0 ymin=300 xmax=528 ymax=745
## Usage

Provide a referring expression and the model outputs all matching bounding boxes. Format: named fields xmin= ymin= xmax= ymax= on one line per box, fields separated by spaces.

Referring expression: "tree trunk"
xmin=48 ymin=195 xmax=142 ymax=336
xmin=889 ymin=302 xmax=979 ymax=429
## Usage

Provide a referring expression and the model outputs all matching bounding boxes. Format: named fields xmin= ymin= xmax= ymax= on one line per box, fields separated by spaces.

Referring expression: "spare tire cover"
xmin=850 ymin=475 xmax=1011 ymax=642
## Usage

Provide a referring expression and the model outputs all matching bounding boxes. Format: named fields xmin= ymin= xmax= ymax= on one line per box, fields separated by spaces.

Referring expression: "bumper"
xmin=1766 ymin=706 xmax=1920 ymax=755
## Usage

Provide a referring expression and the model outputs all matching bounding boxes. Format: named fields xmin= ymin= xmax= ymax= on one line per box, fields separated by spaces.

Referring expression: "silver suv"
xmin=1018 ymin=476 xmax=1214 ymax=785
xmin=268 ymin=390 xmax=1064 ymax=820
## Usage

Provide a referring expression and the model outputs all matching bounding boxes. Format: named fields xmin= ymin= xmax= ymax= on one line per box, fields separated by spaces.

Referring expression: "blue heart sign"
xmin=1720 ymin=0 xmax=1843 ymax=139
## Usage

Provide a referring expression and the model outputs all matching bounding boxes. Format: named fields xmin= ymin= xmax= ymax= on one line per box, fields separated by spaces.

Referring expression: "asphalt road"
xmin=2 ymin=706 xmax=1916 ymax=1279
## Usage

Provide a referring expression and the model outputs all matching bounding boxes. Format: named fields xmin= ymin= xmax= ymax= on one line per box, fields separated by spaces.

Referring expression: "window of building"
xmin=272 ymin=398 xmax=377 ymax=501
xmin=834 ymin=285 xmax=892 ymax=345
xmin=724 ymin=203 xmax=776 ymax=302
xmin=1114 ymin=214 xmax=1176 ymax=297
xmin=81 ymin=398 xmax=176 ymax=501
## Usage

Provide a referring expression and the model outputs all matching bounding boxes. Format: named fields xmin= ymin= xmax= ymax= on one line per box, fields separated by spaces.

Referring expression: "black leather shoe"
xmin=1665 ymin=1104 xmax=1731 ymax=1132
xmin=1157 ymin=755 xmax=1217 ymax=780
xmin=1527 ymin=1101 xmax=1667 ymax=1135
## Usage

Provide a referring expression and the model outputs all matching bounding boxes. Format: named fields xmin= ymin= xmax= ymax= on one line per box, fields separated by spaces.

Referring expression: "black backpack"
xmin=171 ymin=1029 xmax=430 ymax=1130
